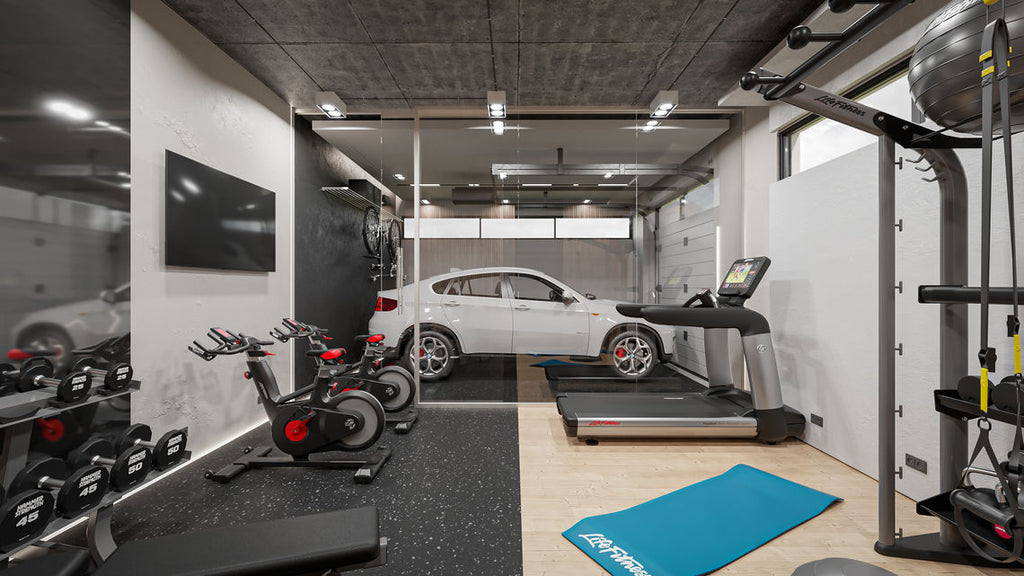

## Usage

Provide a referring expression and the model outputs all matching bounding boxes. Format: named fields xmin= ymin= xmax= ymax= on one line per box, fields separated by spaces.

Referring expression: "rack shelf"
xmin=322 ymin=187 xmax=400 ymax=222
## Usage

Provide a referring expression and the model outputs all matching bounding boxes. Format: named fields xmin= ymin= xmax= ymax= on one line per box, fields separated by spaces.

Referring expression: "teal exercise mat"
xmin=563 ymin=464 xmax=841 ymax=576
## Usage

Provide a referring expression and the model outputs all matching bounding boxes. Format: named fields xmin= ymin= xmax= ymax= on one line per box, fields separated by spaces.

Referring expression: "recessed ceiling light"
xmin=652 ymin=109 xmax=669 ymax=118
xmin=421 ymin=199 xmax=430 ymax=205
xmin=420 ymin=183 xmax=441 ymax=187
xmin=499 ymin=172 xmax=507 ymax=180
xmin=468 ymin=183 xmax=479 ymax=187
xmin=583 ymin=199 xmax=592 ymax=204
xmin=597 ymin=183 xmax=627 ymax=187
xmin=650 ymin=90 xmax=678 ymax=118
xmin=603 ymin=172 xmax=613 ymax=179
xmin=502 ymin=199 xmax=510 ymax=204
xmin=573 ymin=183 xmax=579 ymax=187
xmin=523 ymin=183 xmax=551 ymax=187
xmin=491 ymin=119 xmax=505 ymax=135
xmin=646 ymin=120 xmax=659 ymax=126
xmin=487 ymin=91 xmax=506 ymax=118
xmin=46 ymin=99 xmax=92 ymax=122
xmin=394 ymin=173 xmax=406 ymax=181
xmin=315 ymin=91 xmax=347 ymax=118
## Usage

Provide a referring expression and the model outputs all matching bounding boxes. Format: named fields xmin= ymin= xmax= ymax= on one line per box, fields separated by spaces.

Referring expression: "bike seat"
xmin=309 ymin=348 xmax=346 ymax=361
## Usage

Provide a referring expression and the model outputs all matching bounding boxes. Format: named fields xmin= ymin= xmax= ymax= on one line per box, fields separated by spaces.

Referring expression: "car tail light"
xmin=376 ymin=297 xmax=398 ymax=312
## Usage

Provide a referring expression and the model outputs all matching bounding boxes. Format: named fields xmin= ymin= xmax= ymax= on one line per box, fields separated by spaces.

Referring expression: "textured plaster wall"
xmin=130 ymin=0 xmax=293 ymax=453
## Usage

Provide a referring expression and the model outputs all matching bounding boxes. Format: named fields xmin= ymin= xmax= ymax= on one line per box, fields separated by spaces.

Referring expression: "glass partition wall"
xmin=394 ymin=112 xmax=723 ymax=403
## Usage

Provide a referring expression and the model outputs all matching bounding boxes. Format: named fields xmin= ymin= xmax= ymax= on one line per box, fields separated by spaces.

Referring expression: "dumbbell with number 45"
xmin=68 ymin=438 xmax=151 ymax=492
xmin=116 ymin=424 xmax=188 ymax=470
xmin=9 ymin=458 xmax=108 ymax=518
xmin=70 ymin=358 xmax=132 ymax=393
xmin=0 ymin=358 xmax=90 ymax=403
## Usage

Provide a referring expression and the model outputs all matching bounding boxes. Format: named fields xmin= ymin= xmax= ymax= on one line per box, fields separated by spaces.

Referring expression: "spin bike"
xmin=188 ymin=327 xmax=391 ymax=484
xmin=271 ymin=318 xmax=418 ymax=433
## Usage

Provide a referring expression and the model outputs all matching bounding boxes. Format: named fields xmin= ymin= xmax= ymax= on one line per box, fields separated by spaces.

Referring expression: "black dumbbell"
xmin=68 ymin=438 xmax=151 ymax=492
xmin=70 ymin=358 xmax=132 ymax=393
xmin=16 ymin=359 xmax=91 ymax=403
xmin=116 ymin=424 xmax=187 ymax=470
xmin=0 ymin=357 xmax=52 ymax=395
xmin=0 ymin=487 xmax=54 ymax=551
xmin=10 ymin=458 xmax=108 ymax=518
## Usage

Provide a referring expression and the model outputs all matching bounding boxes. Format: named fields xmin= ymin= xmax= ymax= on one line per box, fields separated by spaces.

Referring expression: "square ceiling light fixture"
xmin=650 ymin=90 xmax=678 ymax=118
xmin=487 ymin=91 xmax=506 ymax=118
xmin=315 ymin=91 xmax=347 ymax=118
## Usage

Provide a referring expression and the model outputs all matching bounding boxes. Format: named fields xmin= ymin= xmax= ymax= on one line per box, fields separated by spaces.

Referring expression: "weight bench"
xmin=9 ymin=506 xmax=387 ymax=575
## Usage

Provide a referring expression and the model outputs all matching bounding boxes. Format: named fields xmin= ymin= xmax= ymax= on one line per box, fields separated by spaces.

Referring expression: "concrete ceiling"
xmin=314 ymin=117 xmax=729 ymax=207
xmin=0 ymin=0 xmax=131 ymax=210
xmin=162 ymin=0 xmax=823 ymax=110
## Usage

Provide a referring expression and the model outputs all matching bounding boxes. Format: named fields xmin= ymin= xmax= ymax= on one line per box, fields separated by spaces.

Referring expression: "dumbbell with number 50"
xmin=116 ymin=424 xmax=188 ymax=470
xmin=68 ymin=438 xmax=151 ymax=492
xmin=0 ymin=358 xmax=90 ymax=403
xmin=70 ymin=358 xmax=132 ymax=393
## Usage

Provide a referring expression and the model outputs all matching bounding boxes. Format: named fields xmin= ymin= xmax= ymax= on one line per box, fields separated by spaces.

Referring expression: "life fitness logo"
xmin=579 ymin=533 xmax=653 ymax=576
xmin=588 ymin=420 xmax=621 ymax=426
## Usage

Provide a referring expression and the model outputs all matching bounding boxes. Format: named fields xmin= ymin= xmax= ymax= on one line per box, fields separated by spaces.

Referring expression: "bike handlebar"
xmin=187 ymin=327 xmax=275 ymax=361
xmin=270 ymin=318 xmax=329 ymax=343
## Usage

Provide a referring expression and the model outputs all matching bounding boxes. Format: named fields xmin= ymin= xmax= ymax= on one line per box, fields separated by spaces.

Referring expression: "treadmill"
xmin=556 ymin=256 xmax=805 ymax=443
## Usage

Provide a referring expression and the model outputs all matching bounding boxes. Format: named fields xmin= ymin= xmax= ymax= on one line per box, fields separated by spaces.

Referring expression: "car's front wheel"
xmin=608 ymin=330 xmax=658 ymax=378
xmin=406 ymin=330 xmax=456 ymax=381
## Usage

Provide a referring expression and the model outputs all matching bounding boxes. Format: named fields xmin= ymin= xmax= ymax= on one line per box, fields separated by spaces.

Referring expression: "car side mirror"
xmin=585 ymin=293 xmax=596 ymax=300
xmin=562 ymin=295 xmax=576 ymax=306
xmin=100 ymin=289 xmax=116 ymax=304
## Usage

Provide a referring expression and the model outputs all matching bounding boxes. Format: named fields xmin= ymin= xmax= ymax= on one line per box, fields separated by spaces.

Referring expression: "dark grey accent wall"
xmin=293 ymin=116 xmax=379 ymax=387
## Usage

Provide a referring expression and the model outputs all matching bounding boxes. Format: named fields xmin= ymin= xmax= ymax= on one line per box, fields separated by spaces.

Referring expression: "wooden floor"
xmin=517 ymin=403 xmax=1020 ymax=576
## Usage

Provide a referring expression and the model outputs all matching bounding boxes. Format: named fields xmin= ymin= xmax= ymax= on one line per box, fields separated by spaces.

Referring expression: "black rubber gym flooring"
xmin=55 ymin=406 xmax=523 ymax=575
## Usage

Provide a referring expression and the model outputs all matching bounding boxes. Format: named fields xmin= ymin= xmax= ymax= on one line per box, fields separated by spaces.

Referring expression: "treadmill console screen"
xmin=717 ymin=256 xmax=770 ymax=299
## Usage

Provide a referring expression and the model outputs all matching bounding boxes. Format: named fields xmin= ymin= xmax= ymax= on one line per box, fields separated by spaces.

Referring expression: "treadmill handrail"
xmin=617 ymin=304 xmax=771 ymax=336
xmin=919 ymin=285 xmax=1024 ymax=306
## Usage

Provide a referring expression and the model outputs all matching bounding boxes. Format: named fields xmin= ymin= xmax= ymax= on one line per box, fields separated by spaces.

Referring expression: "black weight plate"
xmin=55 ymin=465 xmax=108 ymax=517
xmin=109 ymin=446 xmax=151 ymax=492
xmin=0 ymin=490 xmax=54 ymax=551
xmin=105 ymin=363 xmax=132 ymax=391
xmin=152 ymin=429 xmax=187 ymax=470
xmin=57 ymin=371 xmax=90 ymax=402
xmin=0 ymin=363 xmax=16 ymax=394
xmin=70 ymin=358 xmax=98 ymax=373
xmin=957 ymin=375 xmax=988 ymax=404
xmin=17 ymin=364 xmax=52 ymax=393
xmin=10 ymin=458 xmax=65 ymax=494
xmin=20 ymin=357 xmax=53 ymax=376
xmin=68 ymin=438 xmax=115 ymax=469
xmin=115 ymin=423 xmax=151 ymax=453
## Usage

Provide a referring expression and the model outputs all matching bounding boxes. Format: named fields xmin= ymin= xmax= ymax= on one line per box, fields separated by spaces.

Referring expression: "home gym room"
xmin=2 ymin=0 xmax=1024 ymax=574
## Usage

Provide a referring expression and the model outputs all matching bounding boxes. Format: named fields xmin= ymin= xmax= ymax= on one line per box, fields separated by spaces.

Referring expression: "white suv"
xmin=368 ymin=267 xmax=675 ymax=381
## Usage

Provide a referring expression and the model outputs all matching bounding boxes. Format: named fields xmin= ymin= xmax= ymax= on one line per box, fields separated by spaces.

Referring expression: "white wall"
xmin=131 ymin=0 xmax=294 ymax=454
xmin=770 ymin=144 xmax=880 ymax=479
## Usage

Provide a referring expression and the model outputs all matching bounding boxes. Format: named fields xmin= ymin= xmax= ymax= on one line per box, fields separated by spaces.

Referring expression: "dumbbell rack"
xmin=0 ymin=380 xmax=192 ymax=564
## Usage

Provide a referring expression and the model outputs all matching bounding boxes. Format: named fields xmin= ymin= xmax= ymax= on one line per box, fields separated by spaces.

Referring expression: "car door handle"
xmin=444 ymin=300 xmax=460 ymax=307
xmin=515 ymin=305 xmax=530 ymax=311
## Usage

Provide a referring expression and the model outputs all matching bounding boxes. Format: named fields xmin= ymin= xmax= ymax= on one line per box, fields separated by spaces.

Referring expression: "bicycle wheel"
xmin=386 ymin=219 xmax=401 ymax=262
xmin=362 ymin=207 xmax=382 ymax=258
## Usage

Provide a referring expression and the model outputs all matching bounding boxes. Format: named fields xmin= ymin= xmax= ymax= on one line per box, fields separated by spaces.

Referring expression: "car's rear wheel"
xmin=608 ymin=330 xmax=658 ymax=378
xmin=405 ymin=330 xmax=455 ymax=381
xmin=17 ymin=326 xmax=74 ymax=374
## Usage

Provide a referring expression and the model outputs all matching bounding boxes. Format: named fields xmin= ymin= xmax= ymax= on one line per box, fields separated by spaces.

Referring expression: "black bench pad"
xmin=94 ymin=506 xmax=381 ymax=576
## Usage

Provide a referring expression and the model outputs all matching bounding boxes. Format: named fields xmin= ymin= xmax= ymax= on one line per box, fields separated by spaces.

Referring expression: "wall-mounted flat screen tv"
xmin=165 ymin=150 xmax=276 ymax=272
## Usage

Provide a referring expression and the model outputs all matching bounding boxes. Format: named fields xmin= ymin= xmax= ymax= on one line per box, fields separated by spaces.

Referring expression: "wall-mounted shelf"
xmin=322 ymin=186 xmax=399 ymax=222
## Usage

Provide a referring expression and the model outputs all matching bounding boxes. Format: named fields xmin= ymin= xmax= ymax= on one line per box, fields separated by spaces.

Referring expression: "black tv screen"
xmin=164 ymin=150 xmax=276 ymax=272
